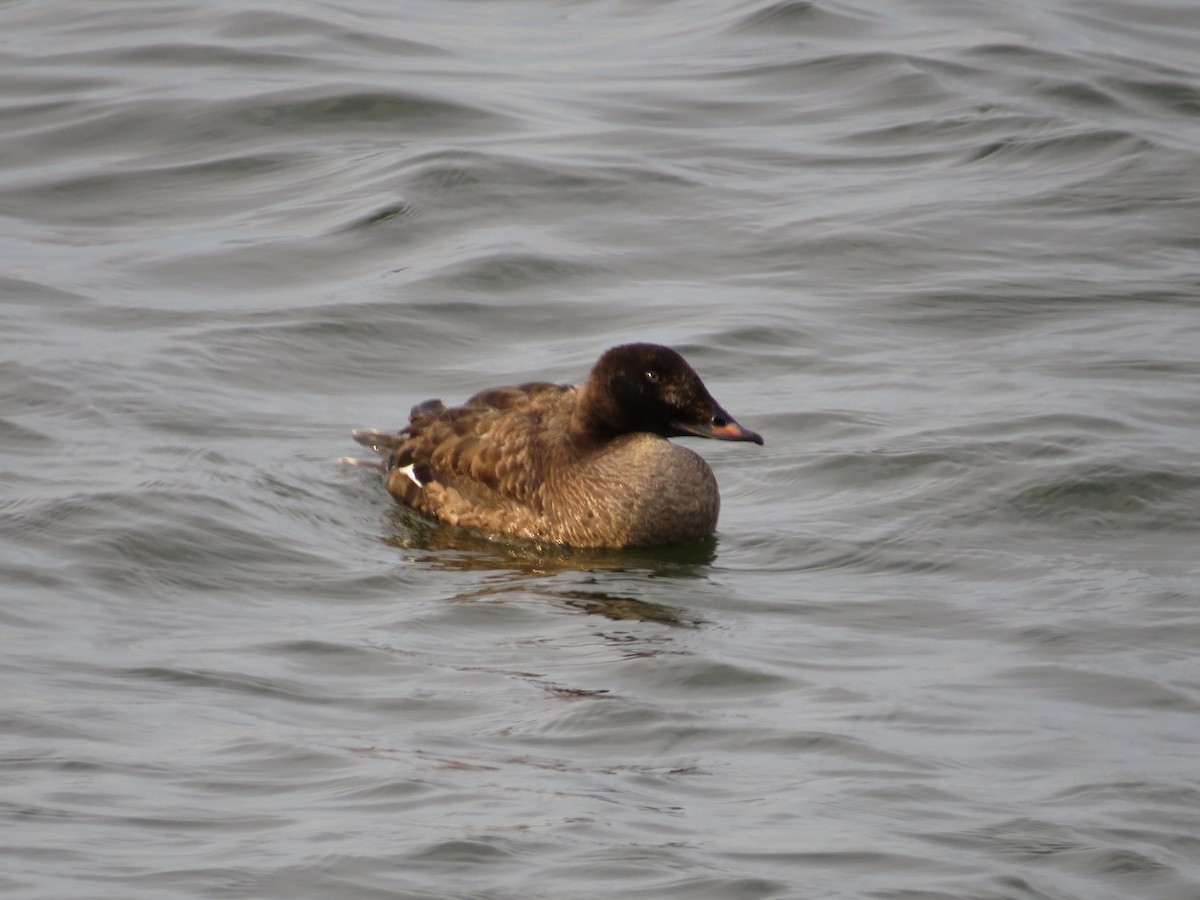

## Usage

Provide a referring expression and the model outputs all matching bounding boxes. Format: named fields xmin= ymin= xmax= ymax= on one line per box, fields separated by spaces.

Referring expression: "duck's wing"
xmin=355 ymin=382 xmax=577 ymax=515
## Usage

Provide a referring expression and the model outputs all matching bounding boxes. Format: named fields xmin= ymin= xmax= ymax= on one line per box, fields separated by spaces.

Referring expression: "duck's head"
xmin=575 ymin=343 xmax=764 ymax=446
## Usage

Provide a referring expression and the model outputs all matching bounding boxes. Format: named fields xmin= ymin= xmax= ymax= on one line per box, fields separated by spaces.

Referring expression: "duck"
xmin=341 ymin=343 xmax=763 ymax=548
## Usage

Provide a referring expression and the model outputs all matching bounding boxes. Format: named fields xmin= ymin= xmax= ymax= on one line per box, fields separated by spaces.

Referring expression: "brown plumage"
xmin=343 ymin=343 xmax=763 ymax=548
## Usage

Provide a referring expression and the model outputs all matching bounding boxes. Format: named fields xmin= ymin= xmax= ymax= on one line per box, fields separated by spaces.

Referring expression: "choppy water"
xmin=3 ymin=1 xmax=1200 ymax=898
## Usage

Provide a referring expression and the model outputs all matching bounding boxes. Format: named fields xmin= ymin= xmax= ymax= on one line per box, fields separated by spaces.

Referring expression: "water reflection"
xmin=554 ymin=590 xmax=703 ymax=627
xmin=379 ymin=508 xmax=713 ymax=627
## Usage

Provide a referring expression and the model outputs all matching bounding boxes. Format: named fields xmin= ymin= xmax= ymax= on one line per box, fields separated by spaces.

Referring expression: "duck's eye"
xmin=712 ymin=414 xmax=728 ymax=427
xmin=645 ymin=369 xmax=659 ymax=384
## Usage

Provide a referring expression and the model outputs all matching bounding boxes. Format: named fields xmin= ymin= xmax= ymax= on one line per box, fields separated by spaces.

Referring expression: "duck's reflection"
xmin=380 ymin=508 xmax=714 ymax=627
xmin=555 ymin=590 xmax=703 ymax=627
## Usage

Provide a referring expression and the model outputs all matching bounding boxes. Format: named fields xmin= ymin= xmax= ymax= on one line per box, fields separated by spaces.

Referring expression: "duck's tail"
xmin=338 ymin=456 xmax=386 ymax=471
xmin=350 ymin=428 xmax=406 ymax=456
xmin=339 ymin=427 xmax=407 ymax=471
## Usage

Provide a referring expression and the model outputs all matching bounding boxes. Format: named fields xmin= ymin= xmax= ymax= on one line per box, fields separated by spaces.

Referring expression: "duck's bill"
xmin=674 ymin=414 xmax=764 ymax=445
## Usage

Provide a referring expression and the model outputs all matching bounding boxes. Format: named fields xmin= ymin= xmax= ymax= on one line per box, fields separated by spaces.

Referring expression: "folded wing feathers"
xmin=352 ymin=383 xmax=576 ymax=515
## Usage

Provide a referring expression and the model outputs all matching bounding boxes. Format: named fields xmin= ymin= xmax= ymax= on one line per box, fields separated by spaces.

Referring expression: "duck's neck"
xmin=568 ymin=382 xmax=621 ymax=450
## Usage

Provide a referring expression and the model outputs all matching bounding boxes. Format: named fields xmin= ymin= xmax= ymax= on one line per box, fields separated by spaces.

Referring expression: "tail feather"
xmin=339 ymin=456 xmax=387 ymax=471
xmin=352 ymin=428 xmax=405 ymax=457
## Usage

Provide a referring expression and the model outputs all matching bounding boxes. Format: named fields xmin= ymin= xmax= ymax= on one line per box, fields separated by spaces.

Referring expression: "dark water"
xmin=3 ymin=1 xmax=1200 ymax=897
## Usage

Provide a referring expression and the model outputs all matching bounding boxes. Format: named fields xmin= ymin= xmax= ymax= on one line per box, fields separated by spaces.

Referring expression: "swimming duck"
xmin=342 ymin=343 xmax=763 ymax=548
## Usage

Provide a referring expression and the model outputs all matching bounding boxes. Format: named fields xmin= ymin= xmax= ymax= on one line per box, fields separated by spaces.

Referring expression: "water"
xmin=3 ymin=1 xmax=1199 ymax=897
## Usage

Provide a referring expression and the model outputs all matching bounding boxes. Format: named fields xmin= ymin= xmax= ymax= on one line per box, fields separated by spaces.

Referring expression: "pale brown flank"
xmin=344 ymin=343 xmax=763 ymax=548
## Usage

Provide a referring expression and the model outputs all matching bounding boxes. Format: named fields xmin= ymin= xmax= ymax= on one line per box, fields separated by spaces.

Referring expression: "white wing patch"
xmin=396 ymin=462 xmax=425 ymax=487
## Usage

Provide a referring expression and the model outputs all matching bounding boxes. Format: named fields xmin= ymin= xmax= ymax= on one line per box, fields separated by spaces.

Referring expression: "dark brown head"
xmin=571 ymin=343 xmax=764 ymax=446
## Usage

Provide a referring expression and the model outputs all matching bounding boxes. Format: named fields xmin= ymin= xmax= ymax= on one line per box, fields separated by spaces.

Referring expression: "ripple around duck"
xmin=1 ymin=153 xmax=301 ymax=227
xmin=426 ymin=250 xmax=613 ymax=295
xmin=963 ymin=127 xmax=1148 ymax=166
xmin=5 ymin=480 xmax=347 ymax=599
xmin=1103 ymin=75 xmax=1200 ymax=118
xmin=922 ymin=815 xmax=1196 ymax=895
xmin=1004 ymin=463 xmax=1200 ymax=533
xmin=218 ymin=86 xmax=508 ymax=135
xmin=725 ymin=0 xmax=879 ymax=38
xmin=998 ymin=665 xmax=1200 ymax=713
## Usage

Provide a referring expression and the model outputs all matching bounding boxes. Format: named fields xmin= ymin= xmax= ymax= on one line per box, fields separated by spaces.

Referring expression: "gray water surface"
xmin=3 ymin=1 xmax=1200 ymax=898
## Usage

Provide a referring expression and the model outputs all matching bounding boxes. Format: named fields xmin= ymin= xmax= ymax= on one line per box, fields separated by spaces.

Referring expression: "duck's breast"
xmin=545 ymin=435 xmax=719 ymax=547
